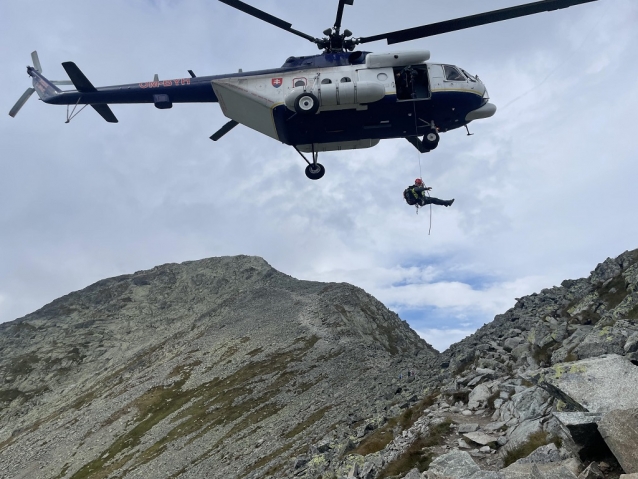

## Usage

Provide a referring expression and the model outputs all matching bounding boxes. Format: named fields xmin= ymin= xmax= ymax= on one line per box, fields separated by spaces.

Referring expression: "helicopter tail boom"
xmin=27 ymin=66 xmax=61 ymax=101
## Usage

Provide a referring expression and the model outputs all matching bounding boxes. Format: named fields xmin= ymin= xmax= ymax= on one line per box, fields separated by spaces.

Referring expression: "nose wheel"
xmin=424 ymin=130 xmax=440 ymax=148
xmin=294 ymin=146 xmax=325 ymax=180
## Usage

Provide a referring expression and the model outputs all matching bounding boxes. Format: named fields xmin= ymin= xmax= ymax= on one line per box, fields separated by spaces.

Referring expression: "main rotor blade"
xmin=218 ymin=0 xmax=317 ymax=44
xmin=31 ymin=51 xmax=42 ymax=73
xmin=334 ymin=0 xmax=354 ymax=31
xmin=210 ymin=120 xmax=239 ymax=141
xmin=8 ymin=87 xmax=35 ymax=118
xmin=359 ymin=0 xmax=598 ymax=45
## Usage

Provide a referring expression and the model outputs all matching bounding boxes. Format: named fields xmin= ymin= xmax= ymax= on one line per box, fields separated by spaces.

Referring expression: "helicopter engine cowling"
xmin=284 ymin=81 xmax=385 ymax=112
xmin=365 ymin=51 xmax=430 ymax=68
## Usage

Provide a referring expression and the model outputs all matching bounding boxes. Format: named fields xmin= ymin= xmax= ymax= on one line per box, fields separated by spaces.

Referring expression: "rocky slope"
xmin=328 ymin=249 xmax=638 ymax=479
xmin=1 ymin=249 xmax=638 ymax=479
xmin=0 ymin=256 xmax=438 ymax=479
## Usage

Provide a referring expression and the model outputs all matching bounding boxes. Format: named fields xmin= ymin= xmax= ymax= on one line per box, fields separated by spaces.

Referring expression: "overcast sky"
xmin=1 ymin=0 xmax=637 ymax=351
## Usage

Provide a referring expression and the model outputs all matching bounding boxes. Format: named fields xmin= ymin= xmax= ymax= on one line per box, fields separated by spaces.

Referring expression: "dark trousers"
xmin=418 ymin=197 xmax=447 ymax=206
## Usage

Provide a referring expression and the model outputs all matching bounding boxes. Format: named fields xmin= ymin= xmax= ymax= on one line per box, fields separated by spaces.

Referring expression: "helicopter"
xmin=9 ymin=0 xmax=598 ymax=180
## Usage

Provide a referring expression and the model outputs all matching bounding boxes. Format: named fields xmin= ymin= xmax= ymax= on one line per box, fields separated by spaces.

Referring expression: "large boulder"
xmin=514 ymin=443 xmax=562 ymax=465
xmin=528 ymin=355 xmax=638 ymax=412
xmin=468 ymin=383 xmax=492 ymax=409
xmin=426 ymin=450 xmax=480 ymax=478
xmin=501 ymin=462 xmax=579 ymax=479
xmin=502 ymin=419 xmax=543 ymax=454
xmin=597 ymin=408 xmax=638 ymax=474
xmin=574 ymin=327 xmax=627 ymax=359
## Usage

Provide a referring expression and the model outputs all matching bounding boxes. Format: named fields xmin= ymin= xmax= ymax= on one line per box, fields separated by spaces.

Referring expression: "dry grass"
xmin=532 ymin=341 xmax=556 ymax=365
xmin=283 ymin=406 xmax=332 ymax=439
xmin=351 ymin=418 xmax=398 ymax=456
xmin=351 ymin=393 xmax=437 ymax=457
xmin=599 ymin=275 xmax=628 ymax=310
xmin=69 ymin=336 xmax=320 ymax=479
xmin=377 ymin=419 xmax=452 ymax=478
xmin=449 ymin=390 xmax=470 ymax=404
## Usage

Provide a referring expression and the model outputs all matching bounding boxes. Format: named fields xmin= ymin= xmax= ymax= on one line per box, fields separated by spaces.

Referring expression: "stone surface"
xmin=469 ymin=384 xmax=492 ymax=409
xmin=529 ymin=355 xmax=638 ymax=413
xmin=503 ymin=419 xmax=543 ymax=454
xmin=427 ymin=450 xmax=481 ymax=478
xmin=458 ymin=423 xmax=480 ymax=433
xmin=463 ymin=432 xmax=499 ymax=447
xmin=500 ymin=463 xmax=544 ymax=479
xmin=502 ymin=462 xmax=579 ymax=479
xmin=575 ymin=327 xmax=627 ymax=359
xmin=404 ymin=468 xmax=422 ymax=479
xmin=471 ymin=472 xmax=505 ymax=479
xmin=515 ymin=443 xmax=561 ymax=464
xmin=577 ymin=462 xmax=604 ymax=479
xmin=598 ymin=408 xmax=638 ymax=474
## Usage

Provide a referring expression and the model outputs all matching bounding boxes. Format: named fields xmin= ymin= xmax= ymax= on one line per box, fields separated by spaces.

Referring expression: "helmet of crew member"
xmin=414 ymin=178 xmax=424 ymax=186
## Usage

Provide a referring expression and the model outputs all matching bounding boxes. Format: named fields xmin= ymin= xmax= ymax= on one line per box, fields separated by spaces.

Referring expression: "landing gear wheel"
xmin=305 ymin=163 xmax=325 ymax=180
xmin=423 ymin=130 xmax=440 ymax=149
xmin=295 ymin=93 xmax=320 ymax=115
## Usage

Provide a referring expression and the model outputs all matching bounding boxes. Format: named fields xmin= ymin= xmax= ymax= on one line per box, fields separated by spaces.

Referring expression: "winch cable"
xmin=500 ymin=12 xmax=603 ymax=111
xmin=412 ymin=101 xmax=433 ymax=235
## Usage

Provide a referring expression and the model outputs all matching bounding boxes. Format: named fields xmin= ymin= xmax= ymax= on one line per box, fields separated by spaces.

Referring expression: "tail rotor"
xmin=31 ymin=51 xmax=42 ymax=73
xmin=9 ymin=51 xmax=72 ymax=118
xmin=9 ymin=87 xmax=36 ymax=118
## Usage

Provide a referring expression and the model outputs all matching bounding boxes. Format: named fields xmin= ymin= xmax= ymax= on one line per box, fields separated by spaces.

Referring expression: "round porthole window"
xmin=377 ymin=73 xmax=388 ymax=81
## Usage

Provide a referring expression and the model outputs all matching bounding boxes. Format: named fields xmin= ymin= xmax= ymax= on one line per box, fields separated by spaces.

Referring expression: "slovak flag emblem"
xmin=271 ymin=77 xmax=283 ymax=88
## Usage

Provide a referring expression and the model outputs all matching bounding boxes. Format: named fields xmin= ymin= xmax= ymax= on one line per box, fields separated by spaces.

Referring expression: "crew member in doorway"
xmin=403 ymin=178 xmax=454 ymax=208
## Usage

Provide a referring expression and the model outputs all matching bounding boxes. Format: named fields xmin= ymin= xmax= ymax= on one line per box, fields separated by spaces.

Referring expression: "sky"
xmin=1 ymin=0 xmax=637 ymax=352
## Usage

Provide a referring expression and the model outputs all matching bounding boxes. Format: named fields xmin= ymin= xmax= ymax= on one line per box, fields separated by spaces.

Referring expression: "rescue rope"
xmin=412 ymin=101 xmax=433 ymax=235
xmin=500 ymin=13 xmax=603 ymax=111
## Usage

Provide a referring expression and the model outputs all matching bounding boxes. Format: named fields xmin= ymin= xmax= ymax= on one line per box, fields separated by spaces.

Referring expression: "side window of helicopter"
xmin=461 ymin=69 xmax=477 ymax=82
xmin=294 ymin=80 xmax=306 ymax=87
xmin=321 ymin=78 xmax=332 ymax=84
xmin=340 ymin=77 xmax=352 ymax=83
xmin=443 ymin=65 xmax=466 ymax=82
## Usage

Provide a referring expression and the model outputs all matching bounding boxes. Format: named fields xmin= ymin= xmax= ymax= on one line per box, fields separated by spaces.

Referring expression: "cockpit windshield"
xmin=443 ymin=65 xmax=466 ymax=82
xmin=461 ymin=69 xmax=478 ymax=82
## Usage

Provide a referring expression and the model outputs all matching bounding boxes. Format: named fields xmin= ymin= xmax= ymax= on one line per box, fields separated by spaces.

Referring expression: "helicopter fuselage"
xmin=32 ymin=50 xmax=495 ymax=153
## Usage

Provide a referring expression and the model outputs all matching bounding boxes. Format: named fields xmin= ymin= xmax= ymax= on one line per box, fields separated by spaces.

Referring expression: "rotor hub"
xmin=318 ymin=27 xmax=358 ymax=53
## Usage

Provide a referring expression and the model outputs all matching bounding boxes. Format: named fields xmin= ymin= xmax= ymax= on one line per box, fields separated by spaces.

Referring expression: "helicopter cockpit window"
xmin=340 ymin=77 xmax=352 ymax=83
xmin=321 ymin=78 xmax=332 ymax=84
xmin=443 ymin=65 xmax=466 ymax=82
xmin=461 ymin=69 xmax=477 ymax=82
xmin=294 ymin=80 xmax=306 ymax=87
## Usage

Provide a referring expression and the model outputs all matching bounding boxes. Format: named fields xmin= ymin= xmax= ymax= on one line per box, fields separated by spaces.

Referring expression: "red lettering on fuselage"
xmin=138 ymin=78 xmax=191 ymax=89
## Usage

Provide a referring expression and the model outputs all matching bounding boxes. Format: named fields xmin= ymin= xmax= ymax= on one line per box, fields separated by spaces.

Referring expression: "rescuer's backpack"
xmin=403 ymin=186 xmax=417 ymax=205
